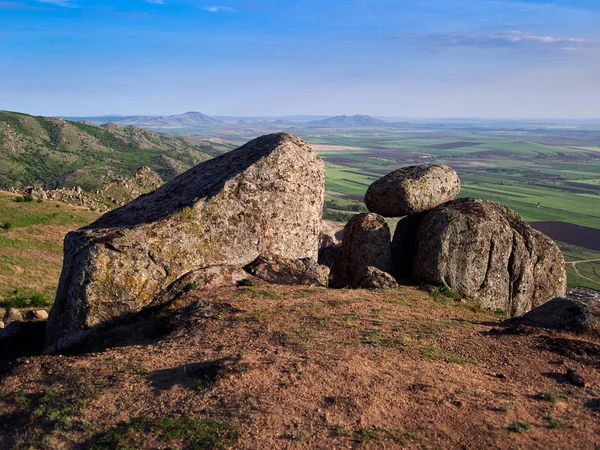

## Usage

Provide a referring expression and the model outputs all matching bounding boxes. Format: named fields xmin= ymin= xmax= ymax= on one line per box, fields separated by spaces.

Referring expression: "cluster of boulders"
xmin=18 ymin=167 xmax=164 ymax=212
xmin=0 ymin=308 xmax=48 ymax=339
xmin=321 ymin=164 xmax=567 ymax=317
xmin=43 ymin=133 xmax=567 ymax=353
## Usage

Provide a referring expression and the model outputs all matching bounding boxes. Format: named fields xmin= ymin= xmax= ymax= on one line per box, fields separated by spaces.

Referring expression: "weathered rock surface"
xmin=357 ymin=266 xmax=399 ymax=289
xmin=364 ymin=164 xmax=461 ymax=217
xmin=515 ymin=298 xmax=600 ymax=338
xmin=399 ymin=198 xmax=566 ymax=317
xmin=332 ymin=213 xmax=392 ymax=288
xmin=151 ymin=266 xmax=249 ymax=306
xmin=3 ymin=308 xmax=23 ymax=325
xmin=319 ymin=220 xmax=344 ymax=248
xmin=244 ymin=255 xmax=329 ymax=287
xmin=25 ymin=310 xmax=49 ymax=321
xmin=318 ymin=244 xmax=342 ymax=280
xmin=46 ymin=133 xmax=325 ymax=352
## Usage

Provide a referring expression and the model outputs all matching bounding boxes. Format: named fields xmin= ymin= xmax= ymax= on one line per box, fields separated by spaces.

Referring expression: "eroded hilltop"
xmin=0 ymin=133 xmax=597 ymax=449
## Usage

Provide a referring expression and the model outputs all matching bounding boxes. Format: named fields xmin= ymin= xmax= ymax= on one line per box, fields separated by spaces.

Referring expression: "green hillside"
xmin=0 ymin=111 xmax=236 ymax=190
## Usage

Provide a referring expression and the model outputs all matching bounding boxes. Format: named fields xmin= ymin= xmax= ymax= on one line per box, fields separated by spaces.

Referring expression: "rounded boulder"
xmin=364 ymin=164 xmax=461 ymax=217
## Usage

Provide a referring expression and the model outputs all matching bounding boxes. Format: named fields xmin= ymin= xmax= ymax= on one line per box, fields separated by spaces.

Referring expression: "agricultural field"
xmin=0 ymin=191 xmax=100 ymax=308
xmin=303 ymin=128 xmax=600 ymax=289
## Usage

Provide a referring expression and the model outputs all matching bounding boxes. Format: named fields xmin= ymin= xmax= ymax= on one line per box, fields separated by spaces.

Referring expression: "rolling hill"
xmin=116 ymin=111 xmax=223 ymax=127
xmin=0 ymin=110 xmax=235 ymax=190
xmin=305 ymin=114 xmax=392 ymax=128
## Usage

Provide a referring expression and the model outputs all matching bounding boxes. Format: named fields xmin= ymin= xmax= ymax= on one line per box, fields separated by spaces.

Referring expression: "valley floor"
xmin=1 ymin=284 xmax=599 ymax=449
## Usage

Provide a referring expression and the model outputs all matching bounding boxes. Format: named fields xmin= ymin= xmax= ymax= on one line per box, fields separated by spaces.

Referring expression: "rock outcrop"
xmin=244 ymin=255 xmax=329 ymax=287
xmin=46 ymin=133 xmax=325 ymax=352
xmin=364 ymin=164 xmax=460 ymax=217
xmin=515 ymin=297 xmax=600 ymax=338
xmin=332 ymin=213 xmax=392 ymax=288
xmin=395 ymin=198 xmax=566 ymax=317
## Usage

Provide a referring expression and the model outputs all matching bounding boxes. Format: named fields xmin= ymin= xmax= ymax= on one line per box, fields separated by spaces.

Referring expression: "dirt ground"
xmin=1 ymin=284 xmax=599 ymax=449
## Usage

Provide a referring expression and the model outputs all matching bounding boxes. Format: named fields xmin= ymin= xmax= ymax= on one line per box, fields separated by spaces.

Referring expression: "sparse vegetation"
xmin=508 ymin=421 xmax=531 ymax=433
xmin=86 ymin=416 xmax=238 ymax=450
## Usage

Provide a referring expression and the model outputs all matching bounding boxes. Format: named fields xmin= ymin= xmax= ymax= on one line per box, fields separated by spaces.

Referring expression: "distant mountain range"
xmin=0 ymin=110 xmax=235 ymax=190
xmin=64 ymin=113 xmax=400 ymax=130
xmin=304 ymin=115 xmax=392 ymax=128
xmin=116 ymin=111 xmax=223 ymax=127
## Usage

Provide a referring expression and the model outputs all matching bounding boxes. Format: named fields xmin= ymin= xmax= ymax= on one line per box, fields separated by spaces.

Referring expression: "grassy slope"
xmin=1 ymin=284 xmax=599 ymax=449
xmin=0 ymin=110 xmax=235 ymax=190
xmin=0 ymin=190 xmax=101 ymax=308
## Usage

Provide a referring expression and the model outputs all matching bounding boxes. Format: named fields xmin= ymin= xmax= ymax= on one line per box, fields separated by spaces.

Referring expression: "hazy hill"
xmin=0 ymin=110 xmax=235 ymax=190
xmin=113 ymin=111 xmax=223 ymax=127
xmin=305 ymin=114 xmax=391 ymax=128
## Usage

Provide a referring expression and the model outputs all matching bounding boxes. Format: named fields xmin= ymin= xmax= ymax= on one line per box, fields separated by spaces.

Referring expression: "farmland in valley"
xmin=300 ymin=126 xmax=600 ymax=289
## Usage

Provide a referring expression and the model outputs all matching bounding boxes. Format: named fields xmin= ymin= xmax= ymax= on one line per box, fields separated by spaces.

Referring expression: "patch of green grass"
xmin=544 ymin=415 xmax=571 ymax=429
xmin=430 ymin=285 xmax=461 ymax=303
xmin=361 ymin=330 xmax=406 ymax=348
xmin=238 ymin=278 xmax=255 ymax=287
xmin=508 ymin=421 xmax=531 ymax=433
xmin=14 ymin=194 xmax=34 ymax=203
xmin=86 ymin=415 xmax=238 ymax=450
xmin=0 ymin=288 xmax=53 ymax=308
xmin=537 ymin=391 xmax=559 ymax=403
xmin=420 ymin=344 xmax=478 ymax=365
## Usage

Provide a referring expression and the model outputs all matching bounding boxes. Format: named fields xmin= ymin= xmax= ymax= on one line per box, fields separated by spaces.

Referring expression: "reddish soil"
xmin=428 ymin=142 xmax=482 ymax=150
xmin=1 ymin=285 xmax=599 ymax=449
xmin=531 ymin=222 xmax=600 ymax=252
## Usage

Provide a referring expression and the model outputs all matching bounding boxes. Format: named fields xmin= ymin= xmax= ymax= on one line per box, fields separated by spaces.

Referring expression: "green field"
xmin=0 ymin=191 xmax=100 ymax=308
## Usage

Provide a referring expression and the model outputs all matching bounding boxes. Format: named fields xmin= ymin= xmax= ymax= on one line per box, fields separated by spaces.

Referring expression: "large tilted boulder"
xmin=364 ymin=164 xmax=461 ymax=217
xmin=393 ymin=198 xmax=566 ymax=317
xmin=46 ymin=133 xmax=325 ymax=352
xmin=332 ymin=213 xmax=392 ymax=288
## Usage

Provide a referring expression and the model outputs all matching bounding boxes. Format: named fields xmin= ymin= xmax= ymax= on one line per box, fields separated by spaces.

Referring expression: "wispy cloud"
xmin=201 ymin=5 xmax=235 ymax=13
xmin=387 ymin=30 xmax=598 ymax=54
xmin=0 ymin=1 xmax=49 ymax=9
xmin=35 ymin=0 xmax=72 ymax=6
xmin=145 ymin=0 xmax=166 ymax=4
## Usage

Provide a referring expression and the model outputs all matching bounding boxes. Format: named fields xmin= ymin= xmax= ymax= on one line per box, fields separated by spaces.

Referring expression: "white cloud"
xmin=387 ymin=30 xmax=598 ymax=55
xmin=201 ymin=5 xmax=235 ymax=13
xmin=35 ymin=0 xmax=72 ymax=6
xmin=146 ymin=0 xmax=166 ymax=4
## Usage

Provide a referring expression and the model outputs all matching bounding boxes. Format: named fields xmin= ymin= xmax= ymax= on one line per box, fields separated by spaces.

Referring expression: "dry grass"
xmin=1 ymin=284 xmax=599 ymax=449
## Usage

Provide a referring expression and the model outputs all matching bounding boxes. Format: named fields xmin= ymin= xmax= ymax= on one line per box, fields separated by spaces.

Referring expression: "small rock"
xmin=0 ymin=321 xmax=4 ymax=329
xmin=26 ymin=310 xmax=49 ymax=321
xmin=357 ymin=266 xmax=399 ymax=289
xmin=3 ymin=308 xmax=23 ymax=325
xmin=244 ymin=254 xmax=329 ymax=287
xmin=566 ymin=368 xmax=585 ymax=387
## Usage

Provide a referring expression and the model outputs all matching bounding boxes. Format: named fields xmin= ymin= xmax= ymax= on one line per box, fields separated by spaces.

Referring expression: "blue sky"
xmin=1 ymin=0 xmax=599 ymax=117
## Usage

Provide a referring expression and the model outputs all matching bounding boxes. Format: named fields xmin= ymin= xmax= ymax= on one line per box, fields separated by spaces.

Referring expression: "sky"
xmin=1 ymin=0 xmax=599 ymax=118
